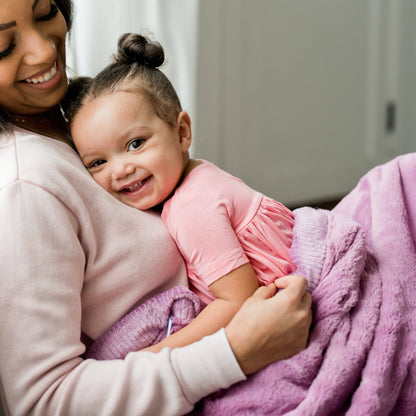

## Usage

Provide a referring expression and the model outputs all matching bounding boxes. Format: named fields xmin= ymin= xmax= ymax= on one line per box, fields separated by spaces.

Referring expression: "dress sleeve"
xmin=166 ymin=194 xmax=249 ymax=287
xmin=0 ymin=180 xmax=244 ymax=416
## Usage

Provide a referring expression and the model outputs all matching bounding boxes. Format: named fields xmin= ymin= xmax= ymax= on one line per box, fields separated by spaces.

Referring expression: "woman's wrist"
xmin=171 ymin=329 xmax=245 ymax=403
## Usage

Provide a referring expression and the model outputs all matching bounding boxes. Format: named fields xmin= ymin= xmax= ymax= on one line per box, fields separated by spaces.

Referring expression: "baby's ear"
xmin=177 ymin=111 xmax=192 ymax=150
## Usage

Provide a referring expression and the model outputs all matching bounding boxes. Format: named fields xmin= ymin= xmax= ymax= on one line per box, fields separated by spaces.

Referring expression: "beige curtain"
xmin=66 ymin=0 xmax=199 ymax=122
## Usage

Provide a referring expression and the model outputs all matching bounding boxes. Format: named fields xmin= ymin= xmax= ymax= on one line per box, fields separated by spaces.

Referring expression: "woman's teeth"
xmin=25 ymin=63 xmax=57 ymax=84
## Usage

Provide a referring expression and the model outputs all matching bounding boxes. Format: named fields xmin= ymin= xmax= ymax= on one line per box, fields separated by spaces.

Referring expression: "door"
xmin=194 ymin=0 xmax=415 ymax=206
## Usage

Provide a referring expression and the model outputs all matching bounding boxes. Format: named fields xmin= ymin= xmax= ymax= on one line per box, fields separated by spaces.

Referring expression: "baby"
xmin=68 ymin=33 xmax=296 ymax=352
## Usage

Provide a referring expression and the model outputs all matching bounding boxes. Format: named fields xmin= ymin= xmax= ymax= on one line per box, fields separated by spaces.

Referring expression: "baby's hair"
xmin=62 ymin=76 xmax=92 ymax=121
xmin=68 ymin=33 xmax=182 ymax=127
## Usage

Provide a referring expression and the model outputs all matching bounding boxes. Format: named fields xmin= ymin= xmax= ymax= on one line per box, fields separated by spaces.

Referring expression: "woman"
xmin=0 ymin=1 xmax=312 ymax=415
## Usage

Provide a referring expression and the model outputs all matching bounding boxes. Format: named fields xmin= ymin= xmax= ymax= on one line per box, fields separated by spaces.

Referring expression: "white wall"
xmin=66 ymin=0 xmax=416 ymax=206
xmin=194 ymin=0 xmax=416 ymax=206
xmin=67 ymin=0 xmax=199 ymax=126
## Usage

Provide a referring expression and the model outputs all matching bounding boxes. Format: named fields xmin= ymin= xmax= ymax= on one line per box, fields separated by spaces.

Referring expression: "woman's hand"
xmin=225 ymin=275 xmax=312 ymax=375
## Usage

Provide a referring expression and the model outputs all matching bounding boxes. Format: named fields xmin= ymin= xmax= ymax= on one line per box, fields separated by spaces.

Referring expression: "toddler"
xmin=68 ymin=33 xmax=297 ymax=352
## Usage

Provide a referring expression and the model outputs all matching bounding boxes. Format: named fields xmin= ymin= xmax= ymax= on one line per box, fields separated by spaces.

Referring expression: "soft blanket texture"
xmin=83 ymin=286 xmax=203 ymax=360
xmin=85 ymin=153 xmax=416 ymax=415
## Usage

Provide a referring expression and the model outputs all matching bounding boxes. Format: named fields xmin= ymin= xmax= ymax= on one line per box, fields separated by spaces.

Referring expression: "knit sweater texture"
xmin=0 ymin=127 xmax=244 ymax=416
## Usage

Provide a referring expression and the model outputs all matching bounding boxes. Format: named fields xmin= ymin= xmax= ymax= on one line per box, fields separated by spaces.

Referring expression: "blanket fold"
xmin=83 ymin=286 xmax=203 ymax=360
xmin=190 ymin=206 xmax=379 ymax=416
xmin=84 ymin=153 xmax=416 ymax=415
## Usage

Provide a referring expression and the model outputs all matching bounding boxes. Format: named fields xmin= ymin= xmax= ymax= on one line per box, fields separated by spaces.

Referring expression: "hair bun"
xmin=114 ymin=33 xmax=165 ymax=68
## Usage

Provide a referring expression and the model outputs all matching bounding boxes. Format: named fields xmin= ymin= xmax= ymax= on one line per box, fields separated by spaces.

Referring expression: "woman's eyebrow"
xmin=0 ymin=21 xmax=16 ymax=32
xmin=0 ymin=0 xmax=40 ymax=31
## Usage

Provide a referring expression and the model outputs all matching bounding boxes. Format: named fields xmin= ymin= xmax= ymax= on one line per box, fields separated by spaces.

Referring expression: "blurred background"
xmin=67 ymin=0 xmax=416 ymax=209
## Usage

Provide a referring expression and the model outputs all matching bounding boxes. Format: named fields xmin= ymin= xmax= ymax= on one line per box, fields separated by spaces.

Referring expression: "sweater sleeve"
xmin=0 ymin=180 xmax=245 ymax=416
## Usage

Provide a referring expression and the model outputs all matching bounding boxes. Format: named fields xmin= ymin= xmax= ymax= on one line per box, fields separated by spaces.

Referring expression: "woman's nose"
xmin=22 ymin=30 xmax=56 ymax=66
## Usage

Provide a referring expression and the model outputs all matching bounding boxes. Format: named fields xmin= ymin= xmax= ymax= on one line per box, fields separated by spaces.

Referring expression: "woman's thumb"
xmin=251 ymin=283 xmax=276 ymax=300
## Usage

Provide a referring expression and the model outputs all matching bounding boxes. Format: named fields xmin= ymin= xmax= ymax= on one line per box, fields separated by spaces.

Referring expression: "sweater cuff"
xmin=171 ymin=328 xmax=246 ymax=404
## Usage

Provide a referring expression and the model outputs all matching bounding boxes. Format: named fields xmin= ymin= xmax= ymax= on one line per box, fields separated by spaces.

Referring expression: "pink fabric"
xmin=83 ymin=154 xmax=416 ymax=414
xmin=191 ymin=153 xmax=416 ymax=415
xmin=162 ymin=160 xmax=296 ymax=303
xmin=0 ymin=128 xmax=245 ymax=416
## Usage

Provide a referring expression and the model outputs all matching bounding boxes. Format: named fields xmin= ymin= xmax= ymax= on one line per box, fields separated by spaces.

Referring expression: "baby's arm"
xmin=142 ymin=263 xmax=259 ymax=353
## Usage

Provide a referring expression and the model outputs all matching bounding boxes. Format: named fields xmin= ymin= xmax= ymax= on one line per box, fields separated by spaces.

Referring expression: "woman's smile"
xmin=0 ymin=0 xmax=68 ymax=114
xmin=19 ymin=59 xmax=63 ymax=89
xmin=23 ymin=60 xmax=57 ymax=84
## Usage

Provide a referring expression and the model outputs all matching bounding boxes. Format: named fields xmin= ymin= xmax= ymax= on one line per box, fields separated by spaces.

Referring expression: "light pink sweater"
xmin=0 ymin=127 xmax=244 ymax=416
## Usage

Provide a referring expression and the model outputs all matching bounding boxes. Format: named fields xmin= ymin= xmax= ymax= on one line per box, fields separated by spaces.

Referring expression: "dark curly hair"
xmin=0 ymin=0 xmax=73 ymax=134
xmin=66 ymin=33 xmax=182 ymax=129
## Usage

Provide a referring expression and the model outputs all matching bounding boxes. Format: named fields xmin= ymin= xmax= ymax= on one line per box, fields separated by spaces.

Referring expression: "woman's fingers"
xmin=274 ymin=274 xmax=308 ymax=292
xmin=225 ymin=275 xmax=312 ymax=375
xmin=249 ymin=283 xmax=277 ymax=300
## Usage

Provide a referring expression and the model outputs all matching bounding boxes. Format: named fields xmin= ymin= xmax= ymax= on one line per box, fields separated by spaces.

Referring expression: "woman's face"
xmin=0 ymin=0 xmax=68 ymax=115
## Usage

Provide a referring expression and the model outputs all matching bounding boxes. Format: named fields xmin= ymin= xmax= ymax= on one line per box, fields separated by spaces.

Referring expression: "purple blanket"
xmin=85 ymin=153 xmax=416 ymax=415
xmin=84 ymin=285 xmax=203 ymax=360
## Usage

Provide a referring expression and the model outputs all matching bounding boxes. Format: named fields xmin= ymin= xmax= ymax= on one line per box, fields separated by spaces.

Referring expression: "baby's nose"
xmin=112 ymin=160 xmax=135 ymax=179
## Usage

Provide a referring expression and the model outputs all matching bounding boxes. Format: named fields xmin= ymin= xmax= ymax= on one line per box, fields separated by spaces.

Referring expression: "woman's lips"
xmin=24 ymin=62 xmax=57 ymax=84
xmin=19 ymin=60 xmax=62 ymax=90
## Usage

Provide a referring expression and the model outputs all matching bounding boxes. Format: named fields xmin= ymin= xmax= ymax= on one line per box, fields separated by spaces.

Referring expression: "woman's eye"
xmin=0 ymin=40 xmax=16 ymax=61
xmin=0 ymin=3 xmax=58 ymax=62
xmin=88 ymin=159 xmax=106 ymax=169
xmin=36 ymin=2 xmax=59 ymax=22
xmin=128 ymin=138 xmax=145 ymax=151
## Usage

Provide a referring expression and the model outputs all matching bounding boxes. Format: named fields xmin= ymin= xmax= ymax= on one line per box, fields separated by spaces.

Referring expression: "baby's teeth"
xmin=126 ymin=181 xmax=143 ymax=191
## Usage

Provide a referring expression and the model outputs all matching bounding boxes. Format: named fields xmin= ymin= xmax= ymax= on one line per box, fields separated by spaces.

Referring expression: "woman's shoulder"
xmin=0 ymin=128 xmax=19 ymax=189
xmin=0 ymin=126 xmax=86 ymax=191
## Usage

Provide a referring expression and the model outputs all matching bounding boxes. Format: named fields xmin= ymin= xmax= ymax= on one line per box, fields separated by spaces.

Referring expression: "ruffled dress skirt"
xmin=238 ymin=196 xmax=297 ymax=285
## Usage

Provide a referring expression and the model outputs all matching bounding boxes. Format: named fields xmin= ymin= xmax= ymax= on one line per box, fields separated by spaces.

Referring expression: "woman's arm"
xmin=0 ymin=139 xmax=311 ymax=415
xmin=143 ymin=263 xmax=259 ymax=353
xmin=0 ymin=179 xmax=243 ymax=416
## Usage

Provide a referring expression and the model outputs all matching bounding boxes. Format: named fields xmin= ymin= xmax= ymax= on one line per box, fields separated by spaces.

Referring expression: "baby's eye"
xmin=128 ymin=138 xmax=145 ymax=151
xmin=88 ymin=159 xmax=106 ymax=169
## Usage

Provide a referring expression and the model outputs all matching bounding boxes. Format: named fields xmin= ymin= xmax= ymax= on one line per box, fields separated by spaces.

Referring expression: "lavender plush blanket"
xmin=85 ymin=154 xmax=416 ymax=415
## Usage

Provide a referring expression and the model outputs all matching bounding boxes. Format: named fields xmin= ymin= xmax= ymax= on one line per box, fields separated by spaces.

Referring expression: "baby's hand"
xmin=225 ymin=275 xmax=312 ymax=375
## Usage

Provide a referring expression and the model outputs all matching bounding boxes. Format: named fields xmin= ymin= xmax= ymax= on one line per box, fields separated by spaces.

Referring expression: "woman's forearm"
xmin=0 ymin=180 xmax=244 ymax=415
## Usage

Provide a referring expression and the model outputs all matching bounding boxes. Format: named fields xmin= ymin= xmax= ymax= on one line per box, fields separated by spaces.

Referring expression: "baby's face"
xmin=71 ymin=91 xmax=191 ymax=210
